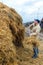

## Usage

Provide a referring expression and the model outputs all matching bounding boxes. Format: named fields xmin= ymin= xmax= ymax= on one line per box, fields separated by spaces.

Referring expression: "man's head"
xmin=34 ymin=19 xmax=40 ymax=25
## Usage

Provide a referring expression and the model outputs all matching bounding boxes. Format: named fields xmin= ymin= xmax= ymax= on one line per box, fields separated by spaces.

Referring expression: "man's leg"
xmin=32 ymin=47 xmax=38 ymax=58
xmin=37 ymin=47 xmax=39 ymax=53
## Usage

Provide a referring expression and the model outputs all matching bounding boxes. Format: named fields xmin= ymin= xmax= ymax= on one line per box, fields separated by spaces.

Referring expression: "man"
xmin=40 ymin=18 xmax=43 ymax=32
xmin=29 ymin=19 xmax=41 ymax=36
xmin=29 ymin=19 xmax=41 ymax=58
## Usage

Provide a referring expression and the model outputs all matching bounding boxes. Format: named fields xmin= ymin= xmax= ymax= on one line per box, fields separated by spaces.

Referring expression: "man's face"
xmin=34 ymin=20 xmax=38 ymax=25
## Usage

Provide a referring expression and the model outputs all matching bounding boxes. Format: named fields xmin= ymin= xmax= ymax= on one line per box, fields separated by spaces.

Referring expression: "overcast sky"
xmin=0 ymin=0 xmax=43 ymax=23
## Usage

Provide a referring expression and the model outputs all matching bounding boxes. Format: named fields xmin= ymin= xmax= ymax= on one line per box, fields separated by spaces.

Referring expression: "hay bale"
xmin=0 ymin=2 xmax=24 ymax=65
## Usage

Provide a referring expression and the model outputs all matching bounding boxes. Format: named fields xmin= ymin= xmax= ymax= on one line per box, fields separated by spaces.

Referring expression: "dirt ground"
xmin=16 ymin=40 xmax=43 ymax=65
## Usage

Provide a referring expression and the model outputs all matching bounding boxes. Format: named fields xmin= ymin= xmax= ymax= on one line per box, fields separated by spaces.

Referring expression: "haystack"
xmin=0 ymin=2 xmax=24 ymax=65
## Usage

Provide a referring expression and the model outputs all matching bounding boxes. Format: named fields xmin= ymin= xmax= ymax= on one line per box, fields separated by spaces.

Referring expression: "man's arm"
xmin=29 ymin=23 xmax=34 ymax=30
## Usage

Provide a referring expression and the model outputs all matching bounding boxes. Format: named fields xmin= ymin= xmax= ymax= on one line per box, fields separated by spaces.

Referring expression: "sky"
xmin=0 ymin=0 xmax=43 ymax=23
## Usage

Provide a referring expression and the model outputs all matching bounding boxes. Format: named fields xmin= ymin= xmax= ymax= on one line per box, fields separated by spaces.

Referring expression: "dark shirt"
xmin=40 ymin=21 xmax=43 ymax=29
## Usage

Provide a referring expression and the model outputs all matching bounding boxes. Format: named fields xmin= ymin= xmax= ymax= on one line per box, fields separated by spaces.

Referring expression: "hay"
xmin=0 ymin=2 xmax=24 ymax=65
xmin=0 ymin=42 xmax=17 ymax=65
xmin=23 ymin=36 xmax=40 ymax=49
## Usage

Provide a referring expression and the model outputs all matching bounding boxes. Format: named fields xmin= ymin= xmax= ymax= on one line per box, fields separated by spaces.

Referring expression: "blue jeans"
xmin=32 ymin=47 xmax=39 ymax=58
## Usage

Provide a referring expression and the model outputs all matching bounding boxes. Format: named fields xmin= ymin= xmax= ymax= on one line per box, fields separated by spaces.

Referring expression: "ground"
xmin=16 ymin=33 xmax=43 ymax=65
